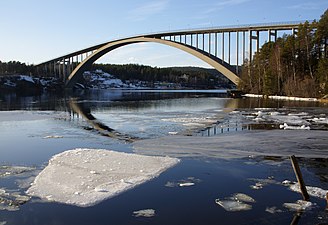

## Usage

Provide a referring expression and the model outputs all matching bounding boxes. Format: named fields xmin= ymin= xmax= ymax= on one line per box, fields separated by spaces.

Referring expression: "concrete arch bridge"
xmin=36 ymin=21 xmax=303 ymax=88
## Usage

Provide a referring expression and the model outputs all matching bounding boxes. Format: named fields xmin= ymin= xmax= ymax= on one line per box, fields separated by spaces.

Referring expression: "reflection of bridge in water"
xmin=68 ymin=99 xmax=136 ymax=142
xmin=36 ymin=21 xmax=307 ymax=88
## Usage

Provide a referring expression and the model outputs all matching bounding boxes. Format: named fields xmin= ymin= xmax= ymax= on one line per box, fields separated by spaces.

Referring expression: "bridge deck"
xmin=37 ymin=21 xmax=308 ymax=66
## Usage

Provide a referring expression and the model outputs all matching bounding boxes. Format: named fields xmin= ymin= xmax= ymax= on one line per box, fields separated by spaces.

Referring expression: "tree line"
xmin=238 ymin=9 xmax=328 ymax=98
xmin=0 ymin=61 xmax=234 ymax=89
xmin=91 ymin=63 xmax=233 ymax=88
xmin=0 ymin=61 xmax=34 ymax=75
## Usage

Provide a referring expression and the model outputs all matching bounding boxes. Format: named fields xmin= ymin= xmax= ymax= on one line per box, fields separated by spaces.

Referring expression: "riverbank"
xmin=243 ymin=93 xmax=328 ymax=103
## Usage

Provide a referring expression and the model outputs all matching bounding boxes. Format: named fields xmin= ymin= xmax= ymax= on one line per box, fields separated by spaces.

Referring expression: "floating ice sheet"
xmin=27 ymin=149 xmax=179 ymax=207
xmin=0 ymin=189 xmax=30 ymax=211
xmin=165 ymin=177 xmax=201 ymax=188
xmin=215 ymin=199 xmax=252 ymax=212
xmin=0 ymin=166 xmax=34 ymax=178
xmin=283 ymin=200 xmax=315 ymax=211
xmin=265 ymin=206 xmax=282 ymax=214
xmin=233 ymin=193 xmax=255 ymax=203
xmin=289 ymin=183 xmax=328 ymax=199
xmin=215 ymin=193 xmax=255 ymax=212
xmin=133 ymin=209 xmax=155 ymax=217
xmin=43 ymin=135 xmax=63 ymax=139
xmin=279 ymin=123 xmax=310 ymax=130
xmin=134 ymin=130 xmax=328 ymax=159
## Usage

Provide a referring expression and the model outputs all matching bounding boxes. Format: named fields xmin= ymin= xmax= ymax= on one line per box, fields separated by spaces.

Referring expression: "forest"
xmin=238 ymin=9 xmax=328 ymax=98
xmin=90 ymin=64 xmax=233 ymax=88
xmin=0 ymin=61 xmax=34 ymax=75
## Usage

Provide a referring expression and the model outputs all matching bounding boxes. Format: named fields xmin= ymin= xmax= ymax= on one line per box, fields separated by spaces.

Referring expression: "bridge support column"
xmin=243 ymin=31 xmax=246 ymax=64
xmin=228 ymin=32 xmax=231 ymax=64
xmin=202 ymin=33 xmax=205 ymax=51
xmin=236 ymin=31 xmax=239 ymax=74
xmin=209 ymin=33 xmax=211 ymax=55
xmin=215 ymin=33 xmax=217 ymax=57
xmin=269 ymin=29 xmax=277 ymax=42
xmin=222 ymin=32 xmax=225 ymax=62
xmin=249 ymin=30 xmax=259 ymax=62
xmin=196 ymin=34 xmax=198 ymax=49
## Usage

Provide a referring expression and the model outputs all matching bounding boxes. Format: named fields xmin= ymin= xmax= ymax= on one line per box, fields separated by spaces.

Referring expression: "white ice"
xmin=165 ymin=177 xmax=201 ymax=188
xmin=233 ymin=193 xmax=256 ymax=203
xmin=243 ymin=94 xmax=318 ymax=102
xmin=283 ymin=200 xmax=315 ymax=211
xmin=26 ymin=149 xmax=179 ymax=207
xmin=215 ymin=199 xmax=252 ymax=212
xmin=279 ymin=123 xmax=310 ymax=130
xmin=265 ymin=206 xmax=282 ymax=214
xmin=179 ymin=182 xmax=195 ymax=187
xmin=289 ymin=184 xmax=327 ymax=199
xmin=133 ymin=209 xmax=155 ymax=217
xmin=215 ymin=193 xmax=255 ymax=212
xmin=43 ymin=135 xmax=63 ymax=139
xmin=0 ymin=165 xmax=34 ymax=178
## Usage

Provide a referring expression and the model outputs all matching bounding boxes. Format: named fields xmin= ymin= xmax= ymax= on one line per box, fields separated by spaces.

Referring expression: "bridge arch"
xmin=66 ymin=37 xmax=241 ymax=88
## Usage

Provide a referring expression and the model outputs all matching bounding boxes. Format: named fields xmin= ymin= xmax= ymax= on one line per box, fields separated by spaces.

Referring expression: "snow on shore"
xmin=26 ymin=149 xmax=179 ymax=207
xmin=244 ymin=94 xmax=318 ymax=102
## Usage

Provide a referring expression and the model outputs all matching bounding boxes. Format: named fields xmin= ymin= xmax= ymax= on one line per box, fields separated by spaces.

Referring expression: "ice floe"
xmin=248 ymin=178 xmax=280 ymax=190
xmin=229 ymin=108 xmax=327 ymax=131
xmin=232 ymin=193 xmax=256 ymax=203
xmin=43 ymin=135 xmax=64 ymax=139
xmin=215 ymin=193 xmax=255 ymax=211
xmin=0 ymin=166 xmax=34 ymax=178
xmin=250 ymin=183 xmax=263 ymax=190
xmin=26 ymin=149 xmax=179 ymax=207
xmin=0 ymin=189 xmax=30 ymax=211
xmin=162 ymin=117 xmax=217 ymax=128
xmin=133 ymin=209 xmax=155 ymax=217
xmin=179 ymin=182 xmax=195 ymax=187
xmin=283 ymin=200 xmax=315 ymax=211
xmin=279 ymin=123 xmax=310 ymax=130
xmin=215 ymin=199 xmax=252 ymax=212
xmin=289 ymin=183 xmax=328 ymax=199
xmin=265 ymin=206 xmax=282 ymax=214
xmin=134 ymin=130 xmax=328 ymax=159
xmin=309 ymin=117 xmax=328 ymax=124
xmin=165 ymin=177 xmax=201 ymax=188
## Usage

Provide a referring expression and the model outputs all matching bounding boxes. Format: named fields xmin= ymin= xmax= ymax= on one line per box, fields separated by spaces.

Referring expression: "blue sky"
xmin=0 ymin=0 xmax=327 ymax=67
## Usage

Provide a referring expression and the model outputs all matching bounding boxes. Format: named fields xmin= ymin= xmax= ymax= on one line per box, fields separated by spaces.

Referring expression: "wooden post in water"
xmin=326 ymin=192 xmax=328 ymax=210
xmin=290 ymin=212 xmax=302 ymax=225
xmin=290 ymin=155 xmax=310 ymax=201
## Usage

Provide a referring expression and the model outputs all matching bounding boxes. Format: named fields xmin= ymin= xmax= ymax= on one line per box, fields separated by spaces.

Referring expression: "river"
xmin=0 ymin=89 xmax=327 ymax=225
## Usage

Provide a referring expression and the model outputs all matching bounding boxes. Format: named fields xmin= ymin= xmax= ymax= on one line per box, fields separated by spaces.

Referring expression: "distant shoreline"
xmin=244 ymin=93 xmax=328 ymax=103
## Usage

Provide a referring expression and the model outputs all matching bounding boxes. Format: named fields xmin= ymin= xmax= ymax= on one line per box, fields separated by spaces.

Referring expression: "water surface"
xmin=0 ymin=90 xmax=327 ymax=225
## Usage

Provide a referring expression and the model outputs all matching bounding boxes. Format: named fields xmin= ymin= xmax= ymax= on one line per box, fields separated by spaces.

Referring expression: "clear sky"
xmin=0 ymin=0 xmax=327 ymax=68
